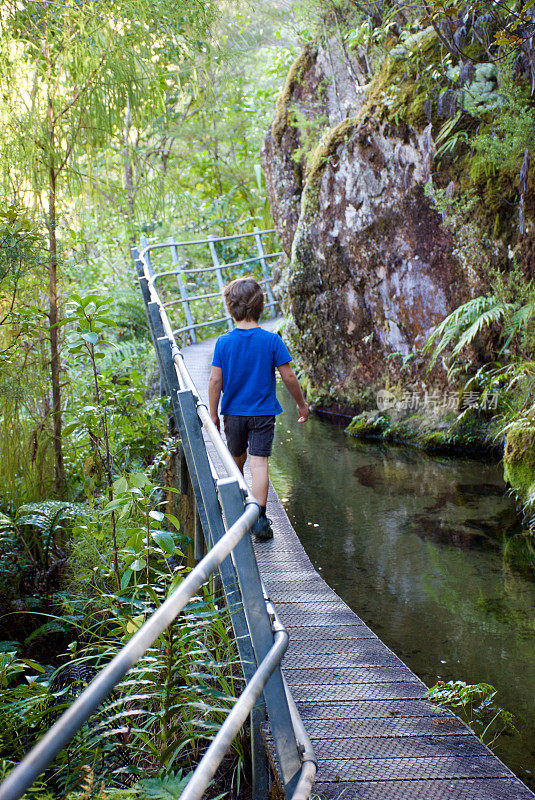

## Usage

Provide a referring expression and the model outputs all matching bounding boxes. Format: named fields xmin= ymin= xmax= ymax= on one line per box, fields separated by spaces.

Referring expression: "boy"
xmin=208 ymin=277 xmax=309 ymax=539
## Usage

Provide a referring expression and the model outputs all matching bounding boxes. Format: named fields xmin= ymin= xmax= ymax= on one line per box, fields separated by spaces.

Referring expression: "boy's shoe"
xmin=252 ymin=515 xmax=273 ymax=540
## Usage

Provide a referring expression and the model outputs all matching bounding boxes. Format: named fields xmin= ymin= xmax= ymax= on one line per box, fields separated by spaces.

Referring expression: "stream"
xmin=270 ymin=386 xmax=535 ymax=789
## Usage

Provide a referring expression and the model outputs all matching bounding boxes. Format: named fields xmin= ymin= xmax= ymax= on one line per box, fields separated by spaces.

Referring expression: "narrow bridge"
xmin=0 ymin=229 xmax=533 ymax=800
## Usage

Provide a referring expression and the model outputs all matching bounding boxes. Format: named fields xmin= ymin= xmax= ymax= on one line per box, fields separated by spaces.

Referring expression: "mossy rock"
xmin=503 ymin=426 xmax=535 ymax=506
xmin=366 ymin=27 xmax=440 ymax=128
xmin=271 ymin=46 xmax=318 ymax=144
xmin=346 ymin=411 xmax=391 ymax=437
xmin=346 ymin=405 xmax=495 ymax=455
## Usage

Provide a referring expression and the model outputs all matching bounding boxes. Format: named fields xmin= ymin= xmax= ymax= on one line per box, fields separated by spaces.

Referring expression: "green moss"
xmin=366 ymin=27 xmax=440 ymax=129
xmin=346 ymin=406 xmax=496 ymax=455
xmin=346 ymin=411 xmax=391 ymax=437
xmin=296 ymin=114 xmax=363 ymax=217
xmin=306 ymin=115 xmax=362 ymax=181
xmin=272 ymin=46 xmax=318 ymax=144
xmin=503 ymin=427 xmax=535 ymax=507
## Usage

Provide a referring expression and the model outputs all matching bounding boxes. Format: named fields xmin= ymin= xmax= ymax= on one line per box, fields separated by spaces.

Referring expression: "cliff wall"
xmin=261 ymin=32 xmax=513 ymax=409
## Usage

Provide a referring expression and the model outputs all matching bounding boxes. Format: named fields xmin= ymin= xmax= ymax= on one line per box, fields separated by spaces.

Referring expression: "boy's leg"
xmin=249 ymin=455 xmax=269 ymax=507
xmin=233 ymin=452 xmax=247 ymax=474
xmin=248 ymin=416 xmax=275 ymax=539
xmin=223 ymin=415 xmax=248 ymax=475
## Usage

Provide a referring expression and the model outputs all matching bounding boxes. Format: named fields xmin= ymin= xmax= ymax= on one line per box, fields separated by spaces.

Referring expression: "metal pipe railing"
xmin=140 ymin=229 xmax=275 ymax=252
xmin=172 ymin=299 xmax=278 ymax=336
xmin=152 ymin=250 xmax=282 ymax=282
xmin=0 ymin=502 xmax=259 ymax=800
xmin=1 ymin=228 xmax=314 ymax=800
xmin=142 ymin=240 xmax=318 ymax=799
xmin=164 ymin=290 xmax=222 ymax=308
xmin=283 ymin=676 xmax=318 ymax=800
xmin=137 ymin=233 xmax=315 ymax=798
xmin=181 ymin=251 xmax=282 ymax=274
xmin=181 ymin=626 xmax=289 ymax=800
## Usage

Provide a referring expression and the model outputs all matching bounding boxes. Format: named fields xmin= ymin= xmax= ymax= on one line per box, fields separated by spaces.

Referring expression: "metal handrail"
xmin=0 ymin=502 xmax=259 ymax=800
xmin=181 ymin=625 xmax=289 ymax=800
xmin=141 ymin=228 xmax=276 ymax=251
xmin=134 ymin=233 xmax=316 ymax=795
xmin=138 ymin=228 xmax=280 ymax=344
xmin=0 ymin=229 xmax=316 ymax=800
xmin=153 ymin=250 xmax=282 ymax=281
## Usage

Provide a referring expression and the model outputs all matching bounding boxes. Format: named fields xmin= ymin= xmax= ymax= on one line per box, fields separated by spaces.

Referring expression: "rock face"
xmin=261 ymin=43 xmax=495 ymax=407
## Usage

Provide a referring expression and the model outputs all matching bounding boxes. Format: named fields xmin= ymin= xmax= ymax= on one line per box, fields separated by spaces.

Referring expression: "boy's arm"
xmin=208 ymin=366 xmax=223 ymax=431
xmin=277 ymin=362 xmax=309 ymax=422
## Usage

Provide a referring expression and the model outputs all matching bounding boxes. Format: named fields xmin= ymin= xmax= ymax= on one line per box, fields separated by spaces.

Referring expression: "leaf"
xmin=126 ymin=614 xmax=145 ymax=634
xmin=149 ymin=510 xmax=165 ymax=522
xmin=126 ymin=530 xmax=144 ymax=550
xmin=21 ymin=659 xmax=46 ymax=673
xmin=113 ymin=477 xmax=129 ymax=495
xmin=151 ymin=530 xmax=175 ymax=555
xmin=121 ymin=569 xmax=133 ymax=589
xmin=129 ymin=472 xmax=151 ymax=488
xmin=137 ymin=771 xmax=191 ymax=799
xmin=62 ymin=422 xmax=80 ymax=436
xmin=164 ymin=513 xmax=181 ymax=531
xmin=103 ymin=498 xmax=127 ymax=513
xmin=129 ymin=558 xmax=147 ymax=572
xmin=81 ymin=331 xmax=99 ymax=345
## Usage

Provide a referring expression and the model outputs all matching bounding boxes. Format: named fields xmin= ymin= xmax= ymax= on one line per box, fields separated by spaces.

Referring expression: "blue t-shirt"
xmin=212 ymin=327 xmax=292 ymax=416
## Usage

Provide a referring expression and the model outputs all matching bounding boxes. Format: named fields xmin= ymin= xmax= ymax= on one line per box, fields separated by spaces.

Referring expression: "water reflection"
xmin=270 ymin=387 xmax=535 ymax=788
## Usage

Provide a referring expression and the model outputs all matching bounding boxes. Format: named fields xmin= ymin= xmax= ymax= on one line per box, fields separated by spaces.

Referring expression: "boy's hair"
xmin=224 ymin=277 xmax=264 ymax=322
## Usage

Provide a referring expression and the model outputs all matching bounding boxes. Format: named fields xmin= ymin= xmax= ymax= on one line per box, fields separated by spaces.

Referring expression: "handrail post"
xmin=218 ymin=478 xmax=301 ymax=797
xmin=254 ymin=226 xmax=277 ymax=318
xmin=154 ymin=341 xmax=260 ymax=680
xmin=194 ymin=505 xmax=204 ymax=562
xmin=132 ymin=249 xmax=169 ymax=405
xmin=208 ymin=235 xmax=234 ymax=331
xmin=139 ymin=234 xmax=155 ymax=277
xmin=167 ymin=235 xmax=197 ymax=344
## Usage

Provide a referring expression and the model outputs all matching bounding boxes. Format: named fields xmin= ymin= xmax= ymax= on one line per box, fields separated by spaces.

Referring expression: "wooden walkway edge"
xmin=182 ymin=325 xmax=535 ymax=800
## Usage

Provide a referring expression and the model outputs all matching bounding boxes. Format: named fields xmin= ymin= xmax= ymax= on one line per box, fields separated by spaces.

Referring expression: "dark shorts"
xmin=223 ymin=414 xmax=276 ymax=458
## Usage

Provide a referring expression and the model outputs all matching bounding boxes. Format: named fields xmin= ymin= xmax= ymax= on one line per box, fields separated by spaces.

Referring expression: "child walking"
xmin=208 ymin=277 xmax=309 ymax=539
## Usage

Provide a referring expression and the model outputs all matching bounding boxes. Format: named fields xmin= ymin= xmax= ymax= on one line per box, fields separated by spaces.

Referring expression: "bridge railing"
xmin=0 ymin=230 xmax=315 ymax=800
xmin=139 ymin=227 xmax=283 ymax=345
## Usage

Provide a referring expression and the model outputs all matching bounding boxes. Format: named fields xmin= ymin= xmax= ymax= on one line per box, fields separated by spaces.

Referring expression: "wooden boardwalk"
xmin=182 ymin=324 xmax=535 ymax=800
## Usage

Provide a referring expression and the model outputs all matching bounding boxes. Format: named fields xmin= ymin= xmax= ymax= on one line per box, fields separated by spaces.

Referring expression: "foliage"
xmin=0 ymin=3 xmax=300 ymax=798
xmin=426 ymin=680 xmax=517 ymax=747
xmin=0 ymin=205 xmax=44 ymax=352
xmin=0 ymin=207 xmax=53 ymax=511
xmin=425 ymin=294 xmax=511 ymax=372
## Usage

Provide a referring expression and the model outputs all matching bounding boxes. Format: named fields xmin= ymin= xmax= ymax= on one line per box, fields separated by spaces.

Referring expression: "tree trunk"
xmin=123 ymin=99 xmax=136 ymax=244
xmin=48 ymin=156 xmax=67 ymax=496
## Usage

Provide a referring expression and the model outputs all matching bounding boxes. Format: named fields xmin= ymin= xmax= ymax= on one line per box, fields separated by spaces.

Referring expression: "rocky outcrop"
xmin=262 ymin=40 xmax=368 ymax=255
xmin=286 ymin=118 xmax=473 ymax=405
xmin=261 ymin=40 xmax=504 ymax=408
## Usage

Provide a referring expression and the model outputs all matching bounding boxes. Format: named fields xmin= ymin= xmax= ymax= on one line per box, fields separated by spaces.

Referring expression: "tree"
xmin=0 ymin=0 xmax=213 ymax=495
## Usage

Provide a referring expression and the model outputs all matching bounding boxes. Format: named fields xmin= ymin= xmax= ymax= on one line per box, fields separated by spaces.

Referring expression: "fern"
xmin=16 ymin=501 xmax=89 ymax=569
xmin=136 ymin=771 xmax=191 ymax=799
xmin=425 ymin=295 xmax=507 ymax=368
xmin=451 ymin=302 xmax=513 ymax=357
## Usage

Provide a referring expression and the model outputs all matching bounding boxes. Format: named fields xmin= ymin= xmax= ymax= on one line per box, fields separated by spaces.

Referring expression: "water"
xmin=270 ymin=387 xmax=535 ymax=788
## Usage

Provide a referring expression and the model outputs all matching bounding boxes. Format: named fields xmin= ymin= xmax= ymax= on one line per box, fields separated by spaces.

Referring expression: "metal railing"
xmin=139 ymin=227 xmax=283 ymax=345
xmin=0 ymin=230 xmax=316 ymax=800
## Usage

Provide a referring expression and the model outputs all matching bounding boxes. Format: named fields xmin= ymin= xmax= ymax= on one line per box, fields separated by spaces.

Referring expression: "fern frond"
xmin=425 ymin=295 xmax=500 ymax=367
xmin=509 ymin=301 xmax=535 ymax=331
xmin=451 ymin=302 xmax=512 ymax=357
